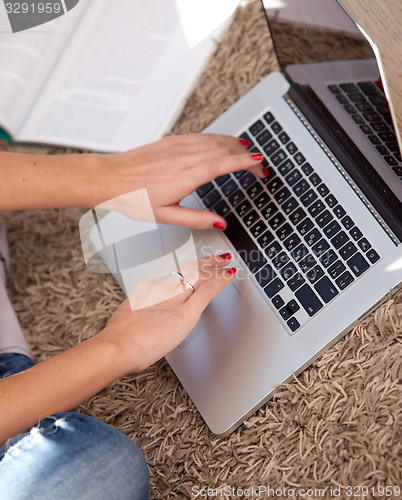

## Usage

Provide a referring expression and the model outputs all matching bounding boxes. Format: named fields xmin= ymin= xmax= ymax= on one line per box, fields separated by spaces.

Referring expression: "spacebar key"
xmin=295 ymin=284 xmax=323 ymax=317
xmin=224 ymin=213 xmax=267 ymax=273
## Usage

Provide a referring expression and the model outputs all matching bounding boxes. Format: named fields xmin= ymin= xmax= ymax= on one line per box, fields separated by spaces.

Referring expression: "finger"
xmin=184 ymin=266 xmax=237 ymax=315
xmin=155 ymin=205 xmax=227 ymax=230
xmin=169 ymin=133 xmax=250 ymax=150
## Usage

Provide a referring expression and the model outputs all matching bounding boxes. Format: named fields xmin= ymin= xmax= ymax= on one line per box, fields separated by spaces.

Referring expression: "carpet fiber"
xmin=1 ymin=1 xmax=401 ymax=498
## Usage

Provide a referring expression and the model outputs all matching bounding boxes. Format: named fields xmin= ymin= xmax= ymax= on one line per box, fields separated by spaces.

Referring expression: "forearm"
xmin=0 ymin=335 xmax=124 ymax=446
xmin=0 ymin=152 xmax=105 ymax=211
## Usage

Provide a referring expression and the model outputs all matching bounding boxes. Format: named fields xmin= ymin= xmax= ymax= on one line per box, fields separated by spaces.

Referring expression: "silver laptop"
xmin=88 ymin=0 xmax=402 ymax=436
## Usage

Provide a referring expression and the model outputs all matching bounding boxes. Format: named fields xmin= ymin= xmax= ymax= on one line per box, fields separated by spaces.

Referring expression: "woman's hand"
xmin=97 ymin=253 xmax=236 ymax=375
xmin=95 ymin=134 xmax=266 ymax=230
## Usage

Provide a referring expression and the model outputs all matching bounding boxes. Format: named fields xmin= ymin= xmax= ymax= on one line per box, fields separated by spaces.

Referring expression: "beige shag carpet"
xmin=1 ymin=1 xmax=401 ymax=498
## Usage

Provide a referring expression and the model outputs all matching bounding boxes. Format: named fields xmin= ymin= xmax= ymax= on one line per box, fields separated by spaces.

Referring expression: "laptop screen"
xmin=262 ymin=0 xmax=402 ymax=226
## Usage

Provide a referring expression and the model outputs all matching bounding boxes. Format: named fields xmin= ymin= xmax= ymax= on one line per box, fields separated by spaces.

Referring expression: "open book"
xmin=0 ymin=0 xmax=238 ymax=152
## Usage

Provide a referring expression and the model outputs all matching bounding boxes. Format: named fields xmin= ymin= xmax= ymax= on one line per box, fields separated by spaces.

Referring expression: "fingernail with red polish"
xmin=239 ymin=138 xmax=250 ymax=147
xmin=263 ymin=166 xmax=271 ymax=177
xmin=218 ymin=253 xmax=231 ymax=260
xmin=252 ymin=153 xmax=263 ymax=162
xmin=213 ymin=221 xmax=225 ymax=230
xmin=226 ymin=267 xmax=237 ymax=275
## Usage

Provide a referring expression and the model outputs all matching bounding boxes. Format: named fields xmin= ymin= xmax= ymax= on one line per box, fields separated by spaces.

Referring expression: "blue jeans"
xmin=0 ymin=353 xmax=150 ymax=500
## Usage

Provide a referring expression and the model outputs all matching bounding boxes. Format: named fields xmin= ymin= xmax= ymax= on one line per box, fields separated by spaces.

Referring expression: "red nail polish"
xmin=218 ymin=253 xmax=231 ymax=260
xmin=226 ymin=267 xmax=237 ymax=275
xmin=252 ymin=153 xmax=263 ymax=162
xmin=262 ymin=166 xmax=271 ymax=177
xmin=239 ymin=138 xmax=250 ymax=146
xmin=213 ymin=221 xmax=225 ymax=230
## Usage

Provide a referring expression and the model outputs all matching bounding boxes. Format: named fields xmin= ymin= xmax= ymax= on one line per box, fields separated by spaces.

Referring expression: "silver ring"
xmin=170 ymin=271 xmax=184 ymax=281
xmin=182 ymin=280 xmax=195 ymax=293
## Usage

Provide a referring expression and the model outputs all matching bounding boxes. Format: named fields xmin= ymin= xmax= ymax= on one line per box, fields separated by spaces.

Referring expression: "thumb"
xmin=155 ymin=205 xmax=227 ymax=230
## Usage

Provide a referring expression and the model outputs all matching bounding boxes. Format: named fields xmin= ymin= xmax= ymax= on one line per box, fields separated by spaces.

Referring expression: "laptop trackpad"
xmin=178 ymin=280 xmax=241 ymax=349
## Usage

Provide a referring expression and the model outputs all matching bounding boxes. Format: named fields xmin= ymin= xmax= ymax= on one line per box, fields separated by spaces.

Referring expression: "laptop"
xmin=87 ymin=0 xmax=402 ymax=436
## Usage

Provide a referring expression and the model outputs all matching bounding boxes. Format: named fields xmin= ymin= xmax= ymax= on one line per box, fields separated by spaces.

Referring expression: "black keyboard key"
xmin=261 ymin=202 xmax=278 ymax=220
xmin=196 ymin=182 xmax=213 ymax=197
xmin=250 ymin=220 xmax=267 ymax=239
xmin=282 ymin=197 xmax=299 ymax=216
xmin=304 ymin=228 xmax=321 ymax=247
xmin=341 ymin=215 xmax=354 ymax=230
xmin=366 ymin=248 xmax=380 ymax=264
xmin=338 ymin=241 xmax=357 ymax=260
xmin=328 ymin=260 xmax=346 ymax=279
xmin=239 ymin=172 xmax=256 ymax=189
xmin=309 ymin=173 xmax=321 ymax=186
xmin=344 ymin=104 xmax=356 ymax=114
xmin=265 ymin=241 xmax=282 ymax=260
xmin=314 ymin=277 xmax=338 ymax=303
xmin=288 ymin=272 xmax=305 ymax=291
xmin=379 ymin=131 xmax=396 ymax=142
xmin=285 ymin=169 xmax=302 ymax=186
xmin=278 ymin=159 xmax=295 ymax=176
xmin=293 ymin=179 xmax=310 ymax=197
xmin=212 ymin=199 xmax=230 ymax=217
xmin=203 ymin=189 xmax=221 ymax=208
xmin=271 ymin=149 xmax=287 ymax=166
xmin=243 ymin=210 xmax=259 ymax=228
xmin=347 ymin=252 xmax=369 ymax=277
xmin=247 ymin=182 xmax=263 ymax=200
xmin=280 ymin=262 xmax=298 ymax=281
xmin=271 ymin=121 xmax=283 ymax=134
xmin=224 ymin=213 xmax=267 ymax=273
xmin=272 ymin=251 xmax=289 ymax=270
xmin=228 ymin=189 xmax=245 ymax=208
xmin=360 ymin=124 xmax=372 ymax=135
xmin=320 ymin=249 xmax=337 ymax=268
xmin=301 ymin=163 xmax=313 ymax=176
xmin=340 ymin=83 xmax=358 ymax=92
xmin=272 ymin=294 xmax=284 ymax=309
xmin=331 ymin=230 xmax=349 ymax=249
xmin=254 ymin=192 xmax=271 ymax=211
xmin=287 ymin=317 xmax=300 ymax=332
xmin=289 ymin=206 xmax=306 ymax=226
xmin=294 ymin=152 xmax=306 ymax=165
xmin=279 ymin=306 xmax=291 ymax=320
xmin=283 ymin=233 xmax=301 ymax=252
xmin=317 ymin=184 xmax=330 ymax=197
xmin=312 ymin=239 xmax=330 ymax=257
xmin=358 ymin=81 xmax=378 ymax=95
xmin=328 ymin=84 xmax=341 ymax=94
xmin=286 ymin=142 xmax=298 ymax=154
xmin=323 ymin=220 xmax=341 ymax=238
xmin=348 ymin=92 xmax=367 ymax=103
xmin=357 ymin=238 xmax=371 ymax=252
xmin=256 ymin=129 xmax=272 ymax=146
xmin=234 ymin=170 xmax=247 ymax=179
xmin=308 ymin=200 xmax=325 ymax=218
xmin=268 ymin=213 xmax=286 ymax=230
xmin=287 ymin=299 xmax=300 ymax=314
xmin=335 ymin=271 xmax=354 ymax=290
xmin=257 ymin=230 xmax=275 ymax=249
xmin=350 ymin=226 xmax=363 ymax=241
xmin=368 ymin=135 xmax=381 ymax=145
xmin=292 ymin=243 xmax=309 ymax=262
xmin=255 ymin=264 xmax=276 ymax=287
xmin=363 ymin=112 xmax=381 ymax=122
xmin=298 ymin=254 xmax=317 ymax=273
xmin=295 ymin=284 xmax=323 ymax=316
xmin=263 ymin=139 xmax=280 ymax=157
xmin=296 ymin=218 xmax=314 ymax=236
xmin=221 ymin=179 xmax=237 ymax=197
xmin=278 ymin=131 xmax=290 ymax=144
xmin=263 ymin=111 xmax=275 ymax=124
xmin=274 ymin=187 xmax=291 ymax=205
xmin=215 ymin=174 xmax=230 ymax=186
xmin=316 ymin=210 xmax=333 ymax=228
xmin=276 ymin=223 xmax=293 ymax=241
xmin=249 ymin=120 xmax=264 ymax=136
xmin=352 ymin=114 xmax=364 ymax=124
xmin=236 ymin=200 xmax=252 ymax=217
xmin=306 ymin=265 xmax=324 ymax=284
xmin=267 ymin=178 xmax=284 ymax=195
xmin=264 ymin=278 xmax=284 ymax=298
xmin=384 ymin=156 xmax=398 ymax=166
xmin=325 ymin=194 xmax=338 ymax=208
xmin=300 ymin=189 xmax=318 ymax=207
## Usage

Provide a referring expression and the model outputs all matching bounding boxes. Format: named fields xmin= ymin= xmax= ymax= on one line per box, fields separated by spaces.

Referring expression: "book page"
xmin=0 ymin=1 xmax=88 ymax=135
xmin=18 ymin=0 xmax=239 ymax=151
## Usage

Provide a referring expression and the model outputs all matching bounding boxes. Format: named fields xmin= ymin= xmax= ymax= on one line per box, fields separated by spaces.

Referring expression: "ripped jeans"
xmin=0 ymin=353 xmax=150 ymax=500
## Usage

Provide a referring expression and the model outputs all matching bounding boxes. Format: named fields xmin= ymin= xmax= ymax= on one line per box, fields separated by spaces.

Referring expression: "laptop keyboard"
xmin=196 ymin=110 xmax=381 ymax=334
xmin=327 ymin=81 xmax=402 ymax=181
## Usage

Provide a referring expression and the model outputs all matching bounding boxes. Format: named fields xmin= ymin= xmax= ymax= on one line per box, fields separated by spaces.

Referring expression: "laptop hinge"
xmin=284 ymin=89 xmax=401 ymax=245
